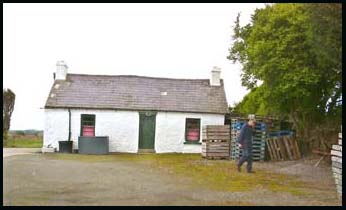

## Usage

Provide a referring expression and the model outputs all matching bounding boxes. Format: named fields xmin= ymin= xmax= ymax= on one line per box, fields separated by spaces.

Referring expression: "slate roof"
xmin=44 ymin=74 xmax=229 ymax=114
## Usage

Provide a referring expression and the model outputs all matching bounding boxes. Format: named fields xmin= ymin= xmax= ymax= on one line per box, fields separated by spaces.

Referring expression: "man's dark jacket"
xmin=237 ymin=123 xmax=254 ymax=149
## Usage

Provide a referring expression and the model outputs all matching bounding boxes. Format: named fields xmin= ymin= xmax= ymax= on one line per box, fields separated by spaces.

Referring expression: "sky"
xmin=3 ymin=3 xmax=265 ymax=130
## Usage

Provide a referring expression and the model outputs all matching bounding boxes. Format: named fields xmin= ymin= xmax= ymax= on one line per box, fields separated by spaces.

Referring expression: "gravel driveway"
xmin=4 ymin=153 xmax=214 ymax=206
xmin=3 ymin=148 xmax=41 ymax=158
xmin=3 ymin=153 xmax=341 ymax=206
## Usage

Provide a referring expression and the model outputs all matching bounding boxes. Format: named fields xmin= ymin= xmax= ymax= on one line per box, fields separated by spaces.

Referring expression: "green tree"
xmin=232 ymin=85 xmax=271 ymax=116
xmin=228 ymin=3 xmax=342 ymax=153
xmin=3 ymin=89 xmax=16 ymax=131
xmin=3 ymin=88 xmax=16 ymax=144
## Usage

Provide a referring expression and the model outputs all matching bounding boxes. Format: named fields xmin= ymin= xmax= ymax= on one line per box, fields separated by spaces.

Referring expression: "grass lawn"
xmin=4 ymin=137 xmax=43 ymax=148
xmin=45 ymin=153 xmax=310 ymax=196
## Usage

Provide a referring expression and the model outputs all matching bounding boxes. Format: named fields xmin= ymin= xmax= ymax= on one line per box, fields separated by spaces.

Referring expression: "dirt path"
xmin=3 ymin=148 xmax=41 ymax=158
xmin=255 ymin=157 xmax=334 ymax=184
xmin=3 ymin=154 xmax=341 ymax=206
xmin=254 ymin=157 xmax=341 ymax=205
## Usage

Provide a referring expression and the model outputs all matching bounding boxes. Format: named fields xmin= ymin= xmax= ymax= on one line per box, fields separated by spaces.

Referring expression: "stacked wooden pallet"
xmin=331 ymin=131 xmax=342 ymax=196
xmin=202 ymin=125 xmax=230 ymax=160
xmin=230 ymin=118 xmax=266 ymax=161
xmin=263 ymin=117 xmax=280 ymax=135
xmin=266 ymin=135 xmax=301 ymax=161
xmin=230 ymin=118 xmax=239 ymax=159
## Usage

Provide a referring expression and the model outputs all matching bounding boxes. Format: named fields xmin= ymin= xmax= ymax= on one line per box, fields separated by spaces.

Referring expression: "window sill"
xmin=184 ymin=141 xmax=202 ymax=145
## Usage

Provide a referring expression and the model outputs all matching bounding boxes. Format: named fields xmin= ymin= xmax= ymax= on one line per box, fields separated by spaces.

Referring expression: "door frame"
xmin=138 ymin=111 xmax=157 ymax=152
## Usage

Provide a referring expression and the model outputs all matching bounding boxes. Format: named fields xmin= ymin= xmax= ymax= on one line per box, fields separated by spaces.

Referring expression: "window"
xmin=185 ymin=118 xmax=201 ymax=142
xmin=80 ymin=114 xmax=95 ymax=137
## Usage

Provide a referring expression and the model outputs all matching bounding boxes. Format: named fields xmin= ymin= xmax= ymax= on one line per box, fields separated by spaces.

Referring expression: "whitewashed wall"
xmin=44 ymin=109 xmax=139 ymax=153
xmin=44 ymin=109 xmax=69 ymax=150
xmin=155 ymin=112 xmax=225 ymax=153
xmin=44 ymin=109 xmax=225 ymax=153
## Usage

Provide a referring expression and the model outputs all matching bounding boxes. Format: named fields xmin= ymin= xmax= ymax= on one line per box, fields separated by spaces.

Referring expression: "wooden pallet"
xmin=232 ymin=156 xmax=264 ymax=161
xmin=233 ymin=150 xmax=265 ymax=155
xmin=230 ymin=118 xmax=267 ymax=161
xmin=235 ymin=153 xmax=265 ymax=158
xmin=332 ymin=144 xmax=342 ymax=151
xmin=332 ymin=161 xmax=342 ymax=169
xmin=331 ymin=132 xmax=342 ymax=197
xmin=331 ymin=150 xmax=342 ymax=157
xmin=230 ymin=144 xmax=266 ymax=160
xmin=332 ymin=156 xmax=342 ymax=163
xmin=202 ymin=156 xmax=230 ymax=160
xmin=266 ymin=136 xmax=300 ymax=161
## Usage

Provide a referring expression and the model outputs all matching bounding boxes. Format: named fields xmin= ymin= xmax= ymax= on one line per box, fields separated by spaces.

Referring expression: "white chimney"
xmin=210 ymin=66 xmax=221 ymax=86
xmin=55 ymin=60 xmax=68 ymax=80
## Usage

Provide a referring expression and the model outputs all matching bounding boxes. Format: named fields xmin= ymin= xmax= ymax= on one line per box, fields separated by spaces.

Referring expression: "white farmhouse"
xmin=43 ymin=61 xmax=229 ymax=153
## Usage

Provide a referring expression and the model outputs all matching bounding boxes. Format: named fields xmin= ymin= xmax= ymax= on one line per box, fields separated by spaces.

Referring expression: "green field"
xmin=4 ymin=137 xmax=43 ymax=148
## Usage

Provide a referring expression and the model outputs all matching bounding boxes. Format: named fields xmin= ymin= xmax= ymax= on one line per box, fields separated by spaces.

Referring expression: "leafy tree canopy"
xmin=228 ymin=3 xmax=341 ymax=152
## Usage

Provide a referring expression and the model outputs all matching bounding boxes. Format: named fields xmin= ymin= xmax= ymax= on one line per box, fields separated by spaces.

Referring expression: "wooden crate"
xmin=202 ymin=125 xmax=230 ymax=160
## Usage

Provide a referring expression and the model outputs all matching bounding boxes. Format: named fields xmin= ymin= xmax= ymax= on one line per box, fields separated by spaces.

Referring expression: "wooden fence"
xmin=202 ymin=125 xmax=230 ymax=160
xmin=266 ymin=136 xmax=301 ymax=161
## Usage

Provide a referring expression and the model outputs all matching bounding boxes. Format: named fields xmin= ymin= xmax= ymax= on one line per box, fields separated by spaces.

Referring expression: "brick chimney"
xmin=55 ymin=60 xmax=68 ymax=80
xmin=210 ymin=66 xmax=221 ymax=86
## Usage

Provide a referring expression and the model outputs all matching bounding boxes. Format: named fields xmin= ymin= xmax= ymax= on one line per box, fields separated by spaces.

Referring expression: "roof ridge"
xmin=67 ymin=73 xmax=215 ymax=81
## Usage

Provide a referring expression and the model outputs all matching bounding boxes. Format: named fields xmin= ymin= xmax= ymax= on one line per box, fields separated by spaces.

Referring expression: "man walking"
xmin=237 ymin=117 xmax=256 ymax=173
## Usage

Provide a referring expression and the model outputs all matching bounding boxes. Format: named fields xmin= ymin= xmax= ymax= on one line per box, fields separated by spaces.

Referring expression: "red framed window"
xmin=185 ymin=118 xmax=200 ymax=142
xmin=81 ymin=114 xmax=95 ymax=137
